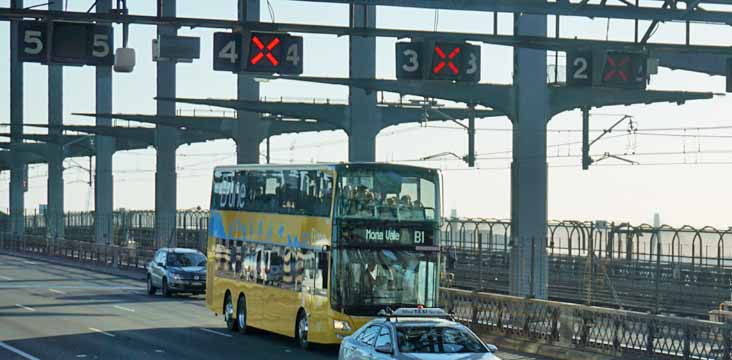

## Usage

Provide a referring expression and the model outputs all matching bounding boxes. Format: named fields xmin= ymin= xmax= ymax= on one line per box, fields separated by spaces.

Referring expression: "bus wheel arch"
xmin=295 ymin=308 xmax=310 ymax=350
xmin=223 ymin=290 xmax=239 ymax=332
xmin=237 ymin=293 xmax=248 ymax=334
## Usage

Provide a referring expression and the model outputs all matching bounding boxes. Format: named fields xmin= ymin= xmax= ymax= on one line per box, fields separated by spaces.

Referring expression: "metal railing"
xmin=442 ymin=288 xmax=731 ymax=360
xmin=442 ymin=218 xmax=732 ymax=317
xmin=0 ymin=230 xmax=727 ymax=360
xmin=0 ymin=232 xmax=154 ymax=272
xmin=14 ymin=211 xmax=732 ymax=317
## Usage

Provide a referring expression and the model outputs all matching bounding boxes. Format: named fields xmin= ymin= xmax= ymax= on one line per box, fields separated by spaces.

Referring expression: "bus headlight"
xmin=333 ymin=320 xmax=351 ymax=332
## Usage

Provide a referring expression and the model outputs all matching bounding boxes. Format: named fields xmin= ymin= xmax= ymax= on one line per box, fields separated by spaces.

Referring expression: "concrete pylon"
xmin=236 ymin=0 xmax=262 ymax=165
xmin=348 ymin=4 xmax=379 ymax=162
xmin=9 ymin=0 xmax=24 ymax=236
xmin=155 ymin=0 xmax=179 ymax=248
xmin=95 ymin=0 xmax=115 ymax=245
xmin=47 ymin=0 xmax=64 ymax=241
xmin=509 ymin=11 xmax=549 ymax=299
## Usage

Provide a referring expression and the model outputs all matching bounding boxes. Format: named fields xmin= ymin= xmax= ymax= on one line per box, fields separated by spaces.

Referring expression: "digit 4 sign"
xmin=213 ymin=31 xmax=303 ymax=75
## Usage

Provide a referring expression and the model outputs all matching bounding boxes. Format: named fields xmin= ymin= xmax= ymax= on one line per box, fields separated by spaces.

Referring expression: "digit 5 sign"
xmin=395 ymin=40 xmax=480 ymax=82
xmin=213 ymin=31 xmax=303 ymax=75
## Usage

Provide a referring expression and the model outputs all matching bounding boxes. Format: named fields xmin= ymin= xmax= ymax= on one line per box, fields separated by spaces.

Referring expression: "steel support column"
xmin=46 ymin=0 xmax=64 ymax=241
xmin=509 ymin=11 xmax=549 ymax=299
xmin=155 ymin=0 xmax=178 ymax=248
xmin=348 ymin=4 xmax=379 ymax=162
xmin=9 ymin=0 xmax=24 ymax=236
xmin=95 ymin=0 xmax=115 ymax=245
xmin=235 ymin=0 xmax=262 ymax=164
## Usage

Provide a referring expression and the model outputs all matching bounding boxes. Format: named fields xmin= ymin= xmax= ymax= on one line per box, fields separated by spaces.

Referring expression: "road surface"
xmin=0 ymin=252 xmax=550 ymax=360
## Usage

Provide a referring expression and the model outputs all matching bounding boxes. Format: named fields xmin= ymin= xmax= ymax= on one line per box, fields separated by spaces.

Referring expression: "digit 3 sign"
xmin=396 ymin=40 xmax=480 ymax=82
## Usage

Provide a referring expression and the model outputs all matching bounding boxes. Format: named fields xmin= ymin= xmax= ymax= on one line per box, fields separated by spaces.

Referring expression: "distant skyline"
xmin=1 ymin=1 xmax=732 ymax=228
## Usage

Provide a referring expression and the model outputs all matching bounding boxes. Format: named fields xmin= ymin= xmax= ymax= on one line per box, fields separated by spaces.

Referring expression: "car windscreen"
xmin=396 ymin=326 xmax=487 ymax=354
xmin=166 ymin=252 xmax=206 ymax=267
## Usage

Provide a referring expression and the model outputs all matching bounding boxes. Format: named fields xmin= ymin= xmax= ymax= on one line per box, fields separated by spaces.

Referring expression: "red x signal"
xmin=433 ymin=46 xmax=460 ymax=75
xmin=603 ymin=55 xmax=630 ymax=82
xmin=250 ymin=35 xmax=280 ymax=66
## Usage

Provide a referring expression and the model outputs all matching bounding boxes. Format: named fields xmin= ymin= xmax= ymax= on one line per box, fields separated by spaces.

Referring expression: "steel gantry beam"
xmin=9 ymin=0 xmax=24 ymax=236
xmin=95 ymin=0 xmax=115 ymax=245
xmin=0 ymin=8 xmax=728 ymax=55
xmin=155 ymin=0 xmax=178 ymax=248
xmin=1 ymin=0 xmax=732 ymax=26
xmin=46 ymin=0 xmax=64 ymax=241
xmin=165 ymin=97 xmax=503 ymax=131
xmin=288 ymin=0 xmax=732 ymax=25
xmin=268 ymin=76 xmax=714 ymax=118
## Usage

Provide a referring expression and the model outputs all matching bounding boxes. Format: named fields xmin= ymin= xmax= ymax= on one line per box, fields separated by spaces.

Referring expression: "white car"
xmin=338 ymin=308 xmax=501 ymax=360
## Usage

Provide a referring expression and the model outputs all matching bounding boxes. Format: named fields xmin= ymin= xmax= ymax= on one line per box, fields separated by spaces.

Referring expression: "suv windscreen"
xmin=166 ymin=252 xmax=207 ymax=267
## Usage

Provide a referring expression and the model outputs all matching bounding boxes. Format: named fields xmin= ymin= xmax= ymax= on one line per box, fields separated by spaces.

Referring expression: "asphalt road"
xmin=0 ymin=253 xmax=551 ymax=360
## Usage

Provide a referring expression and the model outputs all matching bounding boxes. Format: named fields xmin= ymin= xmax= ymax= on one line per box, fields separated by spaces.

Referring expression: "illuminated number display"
xmin=601 ymin=51 xmax=646 ymax=88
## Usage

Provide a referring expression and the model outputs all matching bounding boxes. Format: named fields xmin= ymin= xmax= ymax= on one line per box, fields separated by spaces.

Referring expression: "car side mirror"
xmin=157 ymin=262 xmax=165 ymax=268
xmin=375 ymin=344 xmax=393 ymax=354
xmin=486 ymin=344 xmax=498 ymax=353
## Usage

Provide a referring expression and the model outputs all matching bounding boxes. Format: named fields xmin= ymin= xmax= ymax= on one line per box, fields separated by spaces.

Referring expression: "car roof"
xmin=160 ymin=248 xmax=202 ymax=254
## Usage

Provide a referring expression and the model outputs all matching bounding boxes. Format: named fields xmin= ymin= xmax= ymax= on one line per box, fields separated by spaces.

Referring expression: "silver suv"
xmin=147 ymin=248 xmax=207 ymax=297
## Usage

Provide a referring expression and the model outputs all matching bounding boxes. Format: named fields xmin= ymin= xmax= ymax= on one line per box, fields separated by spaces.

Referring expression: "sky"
xmin=2 ymin=0 xmax=732 ymax=228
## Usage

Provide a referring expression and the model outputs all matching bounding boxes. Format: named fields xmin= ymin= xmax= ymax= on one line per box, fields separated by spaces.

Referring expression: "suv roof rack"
xmin=377 ymin=307 xmax=453 ymax=322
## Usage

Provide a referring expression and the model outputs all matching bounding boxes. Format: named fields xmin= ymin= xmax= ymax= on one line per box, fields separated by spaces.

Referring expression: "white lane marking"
xmin=113 ymin=305 xmax=135 ymax=313
xmin=0 ymin=275 xmax=12 ymax=281
xmin=89 ymin=327 xmax=116 ymax=338
xmin=76 ymin=355 xmax=87 ymax=358
xmin=199 ymin=328 xmax=232 ymax=338
xmin=22 ymin=261 xmax=37 ymax=265
xmin=48 ymin=288 xmax=66 ymax=295
xmin=0 ymin=285 xmax=144 ymax=290
xmin=15 ymin=304 xmax=35 ymax=312
xmin=0 ymin=341 xmax=41 ymax=360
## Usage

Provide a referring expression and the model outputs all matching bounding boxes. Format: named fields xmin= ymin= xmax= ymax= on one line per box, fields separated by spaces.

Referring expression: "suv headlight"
xmin=333 ymin=320 xmax=351 ymax=331
xmin=172 ymin=273 xmax=182 ymax=281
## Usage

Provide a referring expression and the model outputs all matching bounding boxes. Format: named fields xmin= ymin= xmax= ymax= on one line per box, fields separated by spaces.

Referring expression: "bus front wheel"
xmin=224 ymin=293 xmax=239 ymax=332
xmin=237 ymin=295 xmax=248 ymax=334
xmin=296 ymin=311 xmax=310 ymax=350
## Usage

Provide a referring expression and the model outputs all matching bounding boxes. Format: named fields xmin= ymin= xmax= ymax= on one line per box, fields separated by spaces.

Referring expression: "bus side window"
xmin=314 ymin=252 xmax=328 ymax=295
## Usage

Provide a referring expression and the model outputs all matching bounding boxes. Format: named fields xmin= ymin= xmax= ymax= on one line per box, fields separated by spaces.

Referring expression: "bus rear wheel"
xmin=237 ymin=295 xmax=248 ymax=334
xmin=296 ymin=311 xmax=310 ymax=350
xmin=224 ymin=293 xmax=238 ymax=332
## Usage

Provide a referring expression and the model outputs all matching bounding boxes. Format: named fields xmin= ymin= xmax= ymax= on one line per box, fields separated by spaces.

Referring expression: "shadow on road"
xmin=2 ymin=326 xmax=338 ymax=360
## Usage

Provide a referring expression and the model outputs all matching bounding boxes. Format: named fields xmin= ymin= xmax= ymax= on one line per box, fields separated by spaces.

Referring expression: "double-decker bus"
xmin=206 ymin=163 xmax=441 ymax=348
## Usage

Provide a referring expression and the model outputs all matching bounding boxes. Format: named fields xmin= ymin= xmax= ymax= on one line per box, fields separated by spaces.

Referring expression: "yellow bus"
xmin=206 ymin=163 xmax=441 ymax=348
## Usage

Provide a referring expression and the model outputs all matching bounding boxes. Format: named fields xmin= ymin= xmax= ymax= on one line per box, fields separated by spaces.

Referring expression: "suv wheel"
xmin=147 ymin=275 xmax=157 ymax=295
